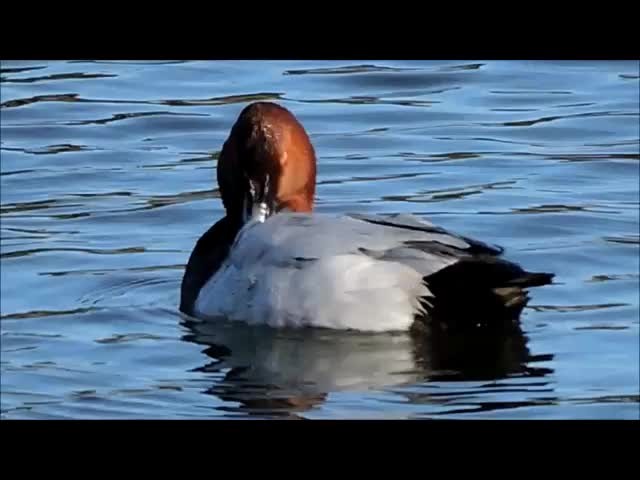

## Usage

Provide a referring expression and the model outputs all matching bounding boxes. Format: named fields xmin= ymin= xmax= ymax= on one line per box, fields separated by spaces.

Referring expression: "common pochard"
xmin=180 ymin=102 xmax=554 ymax=333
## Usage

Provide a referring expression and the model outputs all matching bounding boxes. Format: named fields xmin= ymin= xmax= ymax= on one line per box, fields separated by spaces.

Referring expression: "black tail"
xmin=418 ymin=256 xmax=554 ymax=333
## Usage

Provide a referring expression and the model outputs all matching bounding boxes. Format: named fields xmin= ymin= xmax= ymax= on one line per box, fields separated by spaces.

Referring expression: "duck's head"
xmin=217 ymin=101 xmax=317 ymax=224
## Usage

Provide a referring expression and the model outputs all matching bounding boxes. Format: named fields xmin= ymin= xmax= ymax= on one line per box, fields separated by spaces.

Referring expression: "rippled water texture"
xmin=1 ymin=60 xmax=639 ymax=419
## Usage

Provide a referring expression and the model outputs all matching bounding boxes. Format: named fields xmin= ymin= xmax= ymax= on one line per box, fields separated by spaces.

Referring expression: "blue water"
xmin=1 ymin=60 xmax=638 ymax=419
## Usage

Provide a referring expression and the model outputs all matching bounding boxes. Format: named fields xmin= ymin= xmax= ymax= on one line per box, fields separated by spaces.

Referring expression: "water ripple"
xmin=499 ymin=110 xmax=638 ymax=127
xmin=1 ymin=60 xmax=638 ymax=420
xmin=529 ymin=303 xmax=629 ymax=313
xmin=1 ymin=72 xmax=117 ymax=84
xmin=66 ymin=111 xmax=209 ymax=126
xmin=283 ymin=64 xmax=419 ymax=76
xmin=1 ymin=92 xmax=284 ymax=109
xmin=1 ymin=246 xmax=149 ymax=259
xmin=0 ymin=65 xmax=47 ymax=74
xmin=1 ymin=307 xmax=99 ymax=321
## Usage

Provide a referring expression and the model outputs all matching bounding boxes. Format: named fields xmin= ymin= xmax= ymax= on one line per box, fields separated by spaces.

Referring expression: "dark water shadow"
xmin=181 ymin=318 xmax=554 ymax=419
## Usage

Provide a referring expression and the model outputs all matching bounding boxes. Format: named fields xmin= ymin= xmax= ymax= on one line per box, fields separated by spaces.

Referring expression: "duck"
xmin=179 ymin=101 xmax=554 ymax=333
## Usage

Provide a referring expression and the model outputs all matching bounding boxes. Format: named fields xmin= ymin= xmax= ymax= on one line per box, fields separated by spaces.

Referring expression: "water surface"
xmin=1 ymin=60 xmax=639 ymax=419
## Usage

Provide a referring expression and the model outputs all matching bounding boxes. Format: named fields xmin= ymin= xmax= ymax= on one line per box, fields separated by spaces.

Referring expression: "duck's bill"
xmin=250 ymin=201 xmax=271 ymax=223
xmin=243 ymin=197 xmax=272 ymax=223
xmin=244 ymin=178 xmax=274 ymax=223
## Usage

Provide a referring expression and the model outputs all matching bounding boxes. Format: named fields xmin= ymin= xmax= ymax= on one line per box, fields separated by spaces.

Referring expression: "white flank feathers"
xmin=194 ymin=212 xmax=467 ymax=332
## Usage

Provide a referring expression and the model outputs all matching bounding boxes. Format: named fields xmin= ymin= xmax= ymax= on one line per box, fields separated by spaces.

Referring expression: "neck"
xmin=278 ymin=194 xmax=314 ymax=213
xmin=227 ymin=196 xmax=314 ymax=224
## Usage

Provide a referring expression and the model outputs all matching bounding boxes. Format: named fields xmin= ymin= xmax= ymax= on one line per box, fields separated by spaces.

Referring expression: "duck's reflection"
xmin=181 ymin=319 xmax=554 ymax=418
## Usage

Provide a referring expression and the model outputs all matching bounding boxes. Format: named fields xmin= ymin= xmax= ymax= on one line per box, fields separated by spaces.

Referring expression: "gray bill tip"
xmin=251 ymin=202 xmax=269 ymax=223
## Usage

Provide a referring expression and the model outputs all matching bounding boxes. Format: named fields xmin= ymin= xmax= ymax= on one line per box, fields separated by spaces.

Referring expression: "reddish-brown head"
xmin=217 ymin=102 xmax=317 ymax=223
